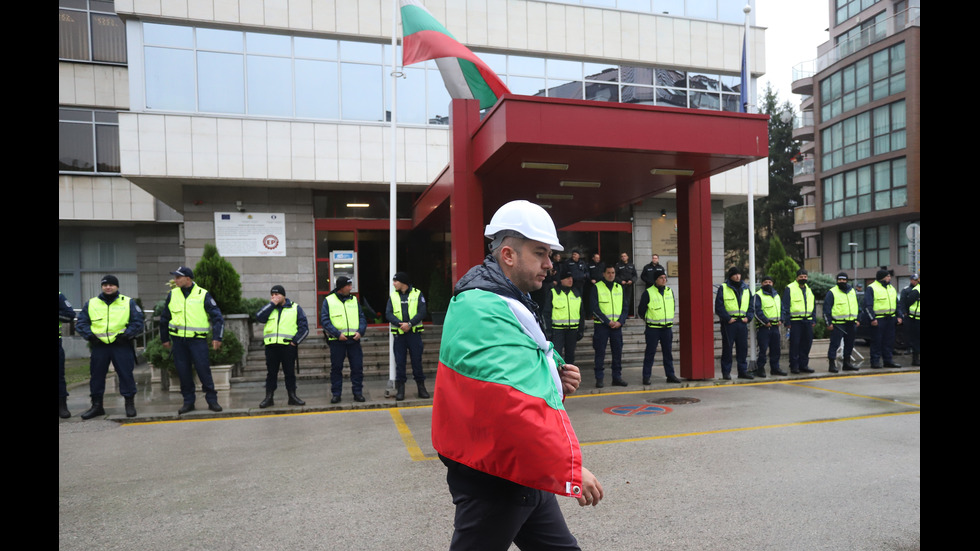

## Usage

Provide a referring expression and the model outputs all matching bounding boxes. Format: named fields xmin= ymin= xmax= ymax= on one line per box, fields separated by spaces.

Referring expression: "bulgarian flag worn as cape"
xmin=400 ymin=0 xmax=510 ymax=109
xmin=431 ymin=289 xmax=584 ymax=498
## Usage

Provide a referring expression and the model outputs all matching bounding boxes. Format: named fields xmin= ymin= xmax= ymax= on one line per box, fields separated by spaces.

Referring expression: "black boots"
xmin=417 ymin=382 xmax=430 ymax=399
xmin=80 ymin=396 xmax=105 ymax=420
xmin=59 ymin=397 xmax=71 ymax=419
xmin=287 ymin=390 xmax=305 ymax=406
xmin=395 ymin=381 xmax=406 ymax=401
xmin=829 ymin=358 xmax=839 ymax=373
xmin=259 ymin=391 xmax=275 ymax=408
xmin=124 ymin=395 xmax=137 ymax=417
xmin=912 ymin=353 xmax=920 ymax=366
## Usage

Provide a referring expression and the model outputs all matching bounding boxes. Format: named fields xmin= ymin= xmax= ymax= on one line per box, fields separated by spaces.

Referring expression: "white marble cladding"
xmin=59 ymin=62 xmax=129 ymax=110
xmin=119 ymin=113 xmax=448 ymax=185
xmin=114 ymin=0 xmax=764 ymax=76
xmin=59 ymin=175 xmax=157 ymax=221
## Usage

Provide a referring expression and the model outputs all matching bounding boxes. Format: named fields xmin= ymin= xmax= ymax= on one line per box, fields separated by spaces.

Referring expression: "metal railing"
xmin=793 ymin=158 xmax=815 ymax=178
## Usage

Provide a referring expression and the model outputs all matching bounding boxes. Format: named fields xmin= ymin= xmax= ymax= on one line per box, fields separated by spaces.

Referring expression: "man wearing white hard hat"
xmin=432 ymin=200 xmax=603 ymax=550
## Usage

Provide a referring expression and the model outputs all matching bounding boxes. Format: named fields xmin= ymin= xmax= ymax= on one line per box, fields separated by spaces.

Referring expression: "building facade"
xmin=60 ymin=0 xmax=769 ymax=329
xmin=791 ymin=0 xmax=919 ymax=290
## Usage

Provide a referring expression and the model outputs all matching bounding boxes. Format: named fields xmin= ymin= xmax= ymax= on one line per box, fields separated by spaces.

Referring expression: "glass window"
xmin=585 ymin=82 xmax=618 ymax=102
xmin=340 ymin=41 xmax=382 ymax=64
xmin=341 ymin=63 xmax=384 ymax=121
xmin=427 ymin=70 xmax=452 ymax=124
xmin=295 ymin=60 xmax=339 ymax=119
xmin=198 ymin=51 xmax=245 ymax=114
xmin=508 ymin=76 xmax=547 ymax=97
xmin=247 ymin=55 xmax=293 ymax=117
xmin=59 ymin=108 xmax=119 ymax=174
xmin=144 ymin=47 xmax=196 ymax=111
xmin=197 ymin=28 xmax=243 ymax=52
xmin=59 ymin=1 xmax=127 ymax=63
xmin=247 ymin=32 xmax=291 ymax=56
xmin=386 ymin=66 xmax=427 ymax=124
xmin=295 ymin=37 xmax=337 ymax=59
xmin=547 ymin=59 xmax=583 ymax=80
xmin=143 ymin=22 xmax=193 ymax=48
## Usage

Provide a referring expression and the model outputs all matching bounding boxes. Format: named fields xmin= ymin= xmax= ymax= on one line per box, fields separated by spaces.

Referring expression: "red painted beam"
xmin=677 ymin=177 xmax=716 ymax=380
xmin=450 ymin=99 xmax=486 ymax=286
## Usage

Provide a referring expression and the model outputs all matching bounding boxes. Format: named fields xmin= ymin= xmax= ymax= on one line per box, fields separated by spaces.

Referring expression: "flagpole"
xmin=744 ymin=3 xmax=758 ymax=372
xmin=388 ymin=0 xmax=400 ymax=393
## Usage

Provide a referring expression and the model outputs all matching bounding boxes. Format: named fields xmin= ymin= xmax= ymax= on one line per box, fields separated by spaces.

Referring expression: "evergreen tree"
xmin=724 ymin=84 xmax=804 ymax=271
xmin=194 ymin=243 xmax=243 ymax=314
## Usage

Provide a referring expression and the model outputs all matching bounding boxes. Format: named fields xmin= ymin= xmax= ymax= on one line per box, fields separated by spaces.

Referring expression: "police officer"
xmin=255 ymin=285 xmax=309 ymax=408
xmin=615 ymin=252 xmax=637 ymax=316
xmin=715 ymin=267 xmax=753 ymax=380
xmin=585 ymin=252 xmax=605 ymax=319
xmin=824 ymin=272 xmax=861 ymax=373
xmin=544 ymin=272 xmax=585 ymax=366
xmin=902 ymin=274 xmax=920 ymax=366
xmin=782 ymin=269 xmax=817 ymax=374
xmin=321 ymin=276 xmax=367 ymax=403
xmin=59 ymin=292 xmax=76 ymax=418
xmin=899 ymin=274 xmax=919 ymax=360
xmin=640 ymin=254 xmax=665 ymax=289
xmin=592 ymin=265 xmax=628 ymax=387
xmin=638 ymin=269 xmax=680 ymax=384
xmin=159 ymin=266 xmax=225 ymax=414
xmin=564 ymin=250 xmax=588 ymax=295
xmin=74 ymin=275 xmax=145 ymax=419
xmin=752 ymin=275 xmax=786 ymax=377
xmin=385 ymin=272 xmax=430 ymax=401
xmin=865 ymin=269 xmax=902 ymax=368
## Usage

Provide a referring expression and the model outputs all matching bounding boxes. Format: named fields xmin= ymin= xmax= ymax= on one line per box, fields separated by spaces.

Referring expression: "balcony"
xmin=792 ymin=110 xmax=814 ymax=141
xmin=793 ymin=204 xmax=816 ymax=233
xmin=791 ymin=60 xmax=815 ymax=96
xmin=792 ymin=158 xmax=814 ymax=185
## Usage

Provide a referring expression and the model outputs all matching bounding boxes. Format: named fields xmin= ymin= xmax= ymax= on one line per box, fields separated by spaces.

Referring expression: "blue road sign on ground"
xmin=603 ymin=404 xmax=673 ymax=416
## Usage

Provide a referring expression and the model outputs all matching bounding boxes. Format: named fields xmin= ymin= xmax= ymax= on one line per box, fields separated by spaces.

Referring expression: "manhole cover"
xmin=648 ymin=397 xmax=700 ymax=405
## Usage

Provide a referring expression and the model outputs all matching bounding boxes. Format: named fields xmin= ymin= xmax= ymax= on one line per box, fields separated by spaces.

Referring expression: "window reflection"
xmin=139 ymin=22 xmax=744 ymax=124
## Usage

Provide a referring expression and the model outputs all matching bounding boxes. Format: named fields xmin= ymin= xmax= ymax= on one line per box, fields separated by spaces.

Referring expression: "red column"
xmin=449 ymin=99 xmax=485 ymax=286
xmin=677 ymin=177 xmax=716 ymax=380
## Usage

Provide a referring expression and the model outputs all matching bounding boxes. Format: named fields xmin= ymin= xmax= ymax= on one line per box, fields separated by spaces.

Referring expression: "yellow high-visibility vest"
xmin=829 ymin=286 xmax=858 ymax=323
xmin=325 ymin=293 xmax=361 ymax=340
xmin=869 ymin=280 xmax=897 ymax=317
xmin=263 ymin=303 xmax=299 ymax=345
xmin=907 ymin=285 xmax=919 ymax=320
xmin=722 ymin=284 xmax=750 ymax=317
xmin=786 ymin=283 xmax=815 ymax=320
xmin=643 ymin=287 xmax=675 ymax=328
xmin=168 ymin=286 xmax=210 ymax=339
xmin=550 ymin=288 xmax=582 ymax=328
xmin=594 ymin=282 xmax=623 ymax=323
xmin=88 ymin=294 xmax=132 ymax=344
xmin=390 ymin=288 xmax=424 ymax=334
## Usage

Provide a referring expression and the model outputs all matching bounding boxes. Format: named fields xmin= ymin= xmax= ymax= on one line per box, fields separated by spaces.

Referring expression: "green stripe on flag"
xmin=401 ymin=4 xmax=456 ymax=38
xmin=439 ymin=289 xmax=566 ymax=411
xmin=457 ymin=58 xmax=500 ymax=109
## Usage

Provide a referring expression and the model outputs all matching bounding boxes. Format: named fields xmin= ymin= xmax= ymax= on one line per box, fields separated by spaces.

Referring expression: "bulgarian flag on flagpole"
xmin=400 ymin=0 xmax=510 ymax=109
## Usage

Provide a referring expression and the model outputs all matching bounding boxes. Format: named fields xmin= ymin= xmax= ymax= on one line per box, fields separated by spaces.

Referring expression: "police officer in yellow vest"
xmin=592 ymin=265 xmax=628 ymax=387
xmin=864 ymin=269 xmax=903 ymax=368
xmin=823 ymin=272 xmax=861 ymax=373
xmin=160 ymin=266 xmax=225 ymax=414
xmin=255 ymin=285 xmax=309 ymax=408
xmin=638 ymin=269 xmax=680 ymax=385
xmin=544 ymin=272 xmax=585 ymax=367
xmin=715 ymin=267 xmax=754 ymax=380
xmin=74 ymin=275 xmax=145 ymax=419
xmin=320 ymin=276 xmax=368 ymax=403
xmin=781 ymin=269 xmax=817 ymax=374
xmin=901 ymin=274 xmax=919 ymax=366
xmin=751 ymin=275 xmax=787 ymax=377
xmin=385 ymin=272 xmax=430 ymax=401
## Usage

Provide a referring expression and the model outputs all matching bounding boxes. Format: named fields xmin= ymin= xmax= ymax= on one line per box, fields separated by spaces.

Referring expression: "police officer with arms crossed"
xmin=864 ymin=269 xmax=903 ymax=368
xmin=824 ymin=272 xmax=861 ymax=373
xmin=432 ymin=200 xmax=602 ymax=551
xmin=385 ymin=271 xmax=430 ymax=401
xmin=782 ymin=269 xmax=816 ymax=374
xmin=255 ymin=285 xmax=309 ymax=408
xmin=638 ymin=268 xmax=680 ymax=384
xmin=715 ymin=267 xmax=754 ymax=380
xmin=160 ymin=266 xmax=225 ymax=414
xmin=75 ymin=275 xmax=145 ymax=419
xmin=544 ymin=271 xmax=585 ymax=366
xmin=321 ymin=276 xmax=367 ymax=403
xmin=751 ymin=275 xmax=787 ymax=377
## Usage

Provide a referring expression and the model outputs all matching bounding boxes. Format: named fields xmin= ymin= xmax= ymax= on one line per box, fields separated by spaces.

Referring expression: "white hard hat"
xmin=484 ymin=200 xmax=563 ymax=251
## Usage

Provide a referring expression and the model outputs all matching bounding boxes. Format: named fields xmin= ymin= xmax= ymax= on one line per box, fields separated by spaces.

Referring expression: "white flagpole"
xmin=388 ymin=0 xmax=400 ymax=392
xmin=744 ymin=3 xmax=758 ymax=372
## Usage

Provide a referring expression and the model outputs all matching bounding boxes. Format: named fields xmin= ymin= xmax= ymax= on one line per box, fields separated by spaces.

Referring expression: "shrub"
xmin=143 ymin=329 xmax=244 ymax=375
xmin=194 ymin=243 xmax=243 ymax=314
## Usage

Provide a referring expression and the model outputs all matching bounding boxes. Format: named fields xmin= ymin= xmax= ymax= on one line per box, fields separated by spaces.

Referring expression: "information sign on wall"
xmin=214 ymin=212 xmax=286 ymax=257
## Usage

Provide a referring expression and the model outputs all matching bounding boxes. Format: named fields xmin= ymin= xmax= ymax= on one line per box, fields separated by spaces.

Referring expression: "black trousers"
xmin=445 ymin=461 xmax=580 ymax=551
xmin=264 ymin=344 xmax=297 ymax=391
xmin=551 ymin=328 xmax=579 ymax=365
xmin=828 ymin=321 xmax=856 ymax=362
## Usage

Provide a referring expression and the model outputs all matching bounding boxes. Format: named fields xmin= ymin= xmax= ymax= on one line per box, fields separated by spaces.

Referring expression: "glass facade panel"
xmin=247 ymin=55 xmax=293 ymax=117
xmin=198 ymin=51 xmax=245 ymax=114
xmin=295 ymin=60 xmax=339 ymax=119
xmin=144 ymin=47 xmax=196 ymax=111
xmin=197 ymin=28 xmax=243 ymax=52
xmin=341 ymin=63 xmax=384 ymax=121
